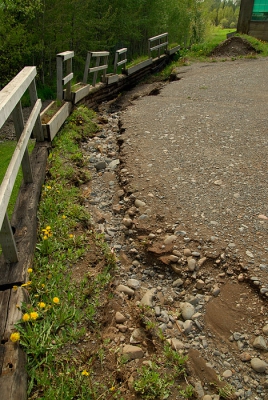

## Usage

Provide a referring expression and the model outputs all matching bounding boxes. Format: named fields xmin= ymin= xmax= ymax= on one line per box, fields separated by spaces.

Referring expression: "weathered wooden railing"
xmin=0 ymin=67 xmax=43 ymax=264
xmin=57 ymin=51 xmax=74 ymax=101
xmin=148 ymin=32 xmax=168 ymax=58
xmin=83 ymin=51 xmax=110 ymax=86
xmin=114 ymin=48 xmax=128 ymax=73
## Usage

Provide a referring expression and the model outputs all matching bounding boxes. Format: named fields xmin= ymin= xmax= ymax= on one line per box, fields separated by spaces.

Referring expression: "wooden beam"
xmin=0 ymin=67 xmax=36 ymax=129
xmin=28 ymin=80 xmax=44 ymax=142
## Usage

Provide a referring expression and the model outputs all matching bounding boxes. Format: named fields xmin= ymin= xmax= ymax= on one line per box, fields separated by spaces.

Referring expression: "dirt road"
xmin=87 ymin=58 xmax=268 ymax=399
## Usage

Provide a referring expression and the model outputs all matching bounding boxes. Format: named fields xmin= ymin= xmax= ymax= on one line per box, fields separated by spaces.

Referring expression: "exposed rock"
xmin=115 ymin=311 xmax=126 ymax=324
xmin=116 ymin=284 xmax=134 ymax=297
xmin=250 ymin=358 xmax=267 ymax=373
xmin=122 ymin=345 xmax=144 ymax=360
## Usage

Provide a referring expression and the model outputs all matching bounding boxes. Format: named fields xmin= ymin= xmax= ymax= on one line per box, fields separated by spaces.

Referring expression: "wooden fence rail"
xmin=148 ymin=32 xmax=168 ymax=58
xmin=83 ymin=51 xmax=110 ymax=86
xmin=114 ymin=48 xmax=128 ymax=73
xmin=0 ymin=67 xmax=43 ymax=263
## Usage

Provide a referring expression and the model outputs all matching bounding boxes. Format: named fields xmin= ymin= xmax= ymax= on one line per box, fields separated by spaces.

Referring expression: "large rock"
xmin=250 ymin=358 xmax=267 ymax=373
xmin=140 ymin=289 xmax=156 ymax=307
xmin=253 ymin=336 xmax=267 ymax=351
xmin=122 ymin=345 xmax=144 ymax=360
xmin=115 ymin=312 xmax=126 ymax=324
xmin=116 ymin=284 xmax=134 ymax=297
xmin=180 ymin=302 xmax=195 ymax=320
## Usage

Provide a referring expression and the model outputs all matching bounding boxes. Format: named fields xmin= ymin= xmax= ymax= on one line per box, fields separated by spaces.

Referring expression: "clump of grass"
xmin=134 ymin=362 xmax=173 ymax=400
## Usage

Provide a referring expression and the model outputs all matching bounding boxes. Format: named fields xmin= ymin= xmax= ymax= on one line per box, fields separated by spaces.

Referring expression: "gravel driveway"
xmin=120 ymin=58 xmax=268 ymax=292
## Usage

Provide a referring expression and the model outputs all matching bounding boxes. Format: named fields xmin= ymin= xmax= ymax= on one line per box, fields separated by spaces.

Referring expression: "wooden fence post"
xmin=56 ymin=51 xmax=74 ymax=101
xmin=28 ymin=80 xmax=44 ymax=142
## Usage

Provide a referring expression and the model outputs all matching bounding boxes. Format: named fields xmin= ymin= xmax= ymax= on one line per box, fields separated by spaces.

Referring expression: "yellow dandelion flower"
xmin=10 ymin=332 xmax=20 ymax=342
xmin=62 ymin=215 xmax=67 ymax=219
xmin=81 ymin=370 xmax=89 ymax=376
xmin=21 ymin=281 xmax=31 ymax=287
xmin=43 ymin=235 xmax=48 ymax=240
xmin=30 ymin=312 xmax=39 ymax=320
xmin=37 ymin=302 xmax=46 ymax=308
xmin=41 ymin=284 xmax=45 ymax=288
xmin=48 ymin=232 xmax=53 ymax=237
xmin=53 ymin=297 xmax=60 ymax=304
xmin=109 ymin=386 xmax=116 ymax=392
xmin=46 ymin=186 xmax=51 ymax=190
xmin=46 ymin=226 xmax=51 ymax=231
xmin=27 ymin=268 xmax=33 ymax=273
xmin=22 ymin=313 xmax=30 ymax=322
xmin=69 ymin=234 xmax=74 ymax=238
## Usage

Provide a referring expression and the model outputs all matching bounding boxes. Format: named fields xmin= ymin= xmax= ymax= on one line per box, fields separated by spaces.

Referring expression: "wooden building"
xmin=237 ymin=0 xmax=268 ymax=41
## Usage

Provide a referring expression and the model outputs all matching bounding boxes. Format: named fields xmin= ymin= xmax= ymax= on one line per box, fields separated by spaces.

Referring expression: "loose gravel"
xmin=81 ymin=58 xmax=268 ymax=399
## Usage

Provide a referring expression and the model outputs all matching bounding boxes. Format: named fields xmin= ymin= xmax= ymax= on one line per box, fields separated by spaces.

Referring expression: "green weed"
xmin=134 ymin=363 xmax=172 ymax=400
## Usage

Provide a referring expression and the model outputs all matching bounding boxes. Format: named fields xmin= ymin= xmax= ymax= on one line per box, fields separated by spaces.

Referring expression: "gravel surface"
xmin=119 ymin=58 xmax=268 ymax=292
xmin=82 ymin=58 xmax=268 ymax=399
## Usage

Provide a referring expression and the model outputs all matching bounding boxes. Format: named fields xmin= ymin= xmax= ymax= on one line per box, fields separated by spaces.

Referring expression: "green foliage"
xmin=163 ymin=343 xmax=188 ymax=378
xmin=134 ymin=363 xmax=172 ymax=400
xmin=0 ymin=0 xmax=207 ymax=89
xmin=178 ymin=384 xmax=195 ymax=399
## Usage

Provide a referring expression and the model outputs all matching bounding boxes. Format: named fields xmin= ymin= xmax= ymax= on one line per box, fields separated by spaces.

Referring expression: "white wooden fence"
xmin=0 ymin=67 xmax=43 ymax=263
xmin=83 ymin=51 xmax=110 ymax=86
xmin=148 ymin=32 xmax=168 ymax=58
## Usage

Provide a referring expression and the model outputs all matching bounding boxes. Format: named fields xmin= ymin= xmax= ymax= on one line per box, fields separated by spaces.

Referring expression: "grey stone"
xmin=170 ymin=338 xmax=184 ymax=351
xmin=95 ymin=161 xmax=107 ymax=171
xmin=196 ymin=279 xmax=205 ymax=289
xmin=173 ymin=278 xmax=184 ymax=287
xmin=253 ymin=336 xmax=267 ymax=350
xmin=194 ymin=381 xmax=204 ymax=398
xmin=127 ymin=279 xmax=140 ymax=290
xmin=262 ymin=324 xmax=268 ymax=336
xmin=184 ymin=248 xmax=192 ymax=257
xmin=250 ymin=358 xmax=267 ymax=373
xmin=122 ymin=345 xmax=144 ymax=360
xmin=187 ymin=258 xmax=196 ymax=271
xmin=164 ymin=235 xmax=177 ymax=245
xmin=222 ymin=369 xmax=232 ymax=378
xmin=130 ymin=328 xmax=145 ymax=344
xmin=140 ymin=289 xmax=156 ymax=307
xmin=116 ymin=284 xmax=134 ymax=296
xmin=115 ymin=311 xmax=126 ymax=323
xmin=180 ymin=302 xmax=195 ymax=320
xmin=183 ymin=320 xmax=193 ymax=334
xmin=211 ymin=285 xmax=220 ymax=296
xmin=108 ymin=159 xmax=120 ymax=170
xmin=122 ymin=218 xmax=133 ymax=228
xmin=134 ymin=199 xmax=146 ymax=208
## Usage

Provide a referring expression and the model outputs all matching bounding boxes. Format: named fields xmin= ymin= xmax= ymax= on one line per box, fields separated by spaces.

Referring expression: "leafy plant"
xmin=134 ymin=363 xmax=172 ymax=400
